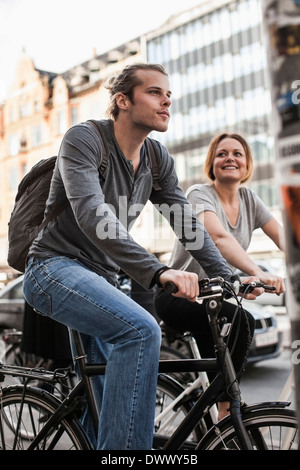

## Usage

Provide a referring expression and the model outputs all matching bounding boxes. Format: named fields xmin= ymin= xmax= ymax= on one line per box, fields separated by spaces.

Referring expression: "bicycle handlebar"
xmin=238 ymin=280 xmax=276 ymax=293
xmin=163 ymin=277 xmax=276 ymax=301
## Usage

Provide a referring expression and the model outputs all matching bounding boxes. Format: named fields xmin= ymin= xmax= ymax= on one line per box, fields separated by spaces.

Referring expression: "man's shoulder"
xmin=64 ymin=119 xmax=111 ymax=138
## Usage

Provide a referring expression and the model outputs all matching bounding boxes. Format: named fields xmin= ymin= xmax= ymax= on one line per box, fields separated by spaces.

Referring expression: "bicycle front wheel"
xmin=197 ymin=406 xmax=298 ymax=450
xmin=0 ymin=385 xmax=91 ymax=450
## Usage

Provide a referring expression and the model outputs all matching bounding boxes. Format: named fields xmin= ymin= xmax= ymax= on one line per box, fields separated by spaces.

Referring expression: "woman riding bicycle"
xmin=155 ymin=132 xmax=285 ymax=420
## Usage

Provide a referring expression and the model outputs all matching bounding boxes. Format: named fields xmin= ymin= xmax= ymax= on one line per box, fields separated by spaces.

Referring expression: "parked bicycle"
xmin=0 ymin=329 xmax=50 ymax=369
xmin=0 ymin=328 xmax=76 ymax=399
xmin=0 ymin=276 xmax=297 ymax=450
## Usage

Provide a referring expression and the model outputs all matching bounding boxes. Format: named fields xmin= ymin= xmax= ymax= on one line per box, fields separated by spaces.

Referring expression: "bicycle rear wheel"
xmin=0 ymin=385 xmax=91 ymax=450
xmin=197 ymin=406 xmax=298 ymax=450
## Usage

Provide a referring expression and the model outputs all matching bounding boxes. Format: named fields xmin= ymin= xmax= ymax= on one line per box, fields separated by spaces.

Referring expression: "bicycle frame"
xmin=26 ymin=296 xmax=253 ymax=450
xmin=0 ymin=277 xmax=294 ymax=450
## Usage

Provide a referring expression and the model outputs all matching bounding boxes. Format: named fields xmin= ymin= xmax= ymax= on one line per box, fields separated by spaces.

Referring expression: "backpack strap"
xmin=145 ymin=138 xmax=162 ymax=191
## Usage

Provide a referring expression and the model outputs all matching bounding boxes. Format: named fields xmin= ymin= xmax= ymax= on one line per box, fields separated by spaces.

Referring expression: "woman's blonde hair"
xmin=202 ymin=133 xmax=254 ymax=184
xmin=105 ymin=63 xmax=168 ymax=120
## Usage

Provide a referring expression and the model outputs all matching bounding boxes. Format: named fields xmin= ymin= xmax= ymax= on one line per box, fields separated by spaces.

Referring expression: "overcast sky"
xmin=0 ymin=0 xmax=204 ymax=101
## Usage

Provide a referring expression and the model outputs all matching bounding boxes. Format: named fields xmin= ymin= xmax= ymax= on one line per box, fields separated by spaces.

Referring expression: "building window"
xmin=71 ymin=107 xmax=79 ymax=126
xmin=8 ymin=134 xmax=19 ymax=156
xmin=9 ymin=167 xmax=19 ymax=191
xmin=19 ymin=101 xmax=30 ymax=118
xmin=33 ymin=100 xmax=39 ymax=113
xmin=57 ymin=110 xmax=67 ymax=135
xmin=32 ymin=124 xmax=42 ymax=148
xmin=9 ymin=105 xmax=17 ymax=123
xmin=21 ymin=162 xmax=27 ymax=178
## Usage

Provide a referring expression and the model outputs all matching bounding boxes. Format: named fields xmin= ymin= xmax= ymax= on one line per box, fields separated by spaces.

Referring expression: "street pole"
xmin=260 ymin=0 xmax=300 ymax=435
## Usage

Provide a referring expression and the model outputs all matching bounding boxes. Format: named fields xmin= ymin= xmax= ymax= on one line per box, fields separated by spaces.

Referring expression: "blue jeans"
xmin=23 ymin=256 xmax=161 ymax=450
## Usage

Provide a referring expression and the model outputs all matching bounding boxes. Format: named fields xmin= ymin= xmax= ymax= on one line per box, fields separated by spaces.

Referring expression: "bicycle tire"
xmin=197 ymin=406 xmax=298 ymax=450
xmin=154 ymin=374 xmax=203 ymax=449
xmin=0 ymin=385 xmax=91 ymax=450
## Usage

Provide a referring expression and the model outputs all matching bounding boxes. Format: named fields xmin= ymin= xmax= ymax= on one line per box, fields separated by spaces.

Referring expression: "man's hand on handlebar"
xmin=158 ymin=270 xmax=272 ymax=302
xmin=158 ymin=269 xmax=199 ymax=302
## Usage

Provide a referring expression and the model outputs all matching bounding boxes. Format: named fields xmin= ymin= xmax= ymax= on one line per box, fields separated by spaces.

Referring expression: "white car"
xmin=244 ymin=301 xmax=281 ymax=363
xmin=0 ymin=275 xmax=24 ymax=332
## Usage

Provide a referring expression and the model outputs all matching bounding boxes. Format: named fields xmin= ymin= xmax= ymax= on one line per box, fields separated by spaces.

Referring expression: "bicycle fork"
xmin=207 ymin=298 xmax=254 ymax=450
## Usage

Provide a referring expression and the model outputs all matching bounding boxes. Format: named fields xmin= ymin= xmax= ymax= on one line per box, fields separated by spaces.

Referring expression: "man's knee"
xmin=144 ymin=316 xmax=161 ymax=346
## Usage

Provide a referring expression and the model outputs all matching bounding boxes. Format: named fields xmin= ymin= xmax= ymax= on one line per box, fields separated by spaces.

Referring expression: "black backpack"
xmin=7 ymin=120 xmax=161 ymax=273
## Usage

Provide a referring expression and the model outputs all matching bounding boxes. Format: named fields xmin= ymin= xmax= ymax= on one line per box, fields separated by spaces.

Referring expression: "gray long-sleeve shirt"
xmin=29 ymin=119 xmax=233 ymax=289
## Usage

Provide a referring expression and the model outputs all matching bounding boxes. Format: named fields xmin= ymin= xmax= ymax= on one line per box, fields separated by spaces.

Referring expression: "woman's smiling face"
xmin=212 ymin=137 xmax=248 ymax=184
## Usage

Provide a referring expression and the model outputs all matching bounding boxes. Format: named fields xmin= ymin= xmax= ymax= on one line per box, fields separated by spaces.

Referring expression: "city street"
xmin=241 ymin=314 xmax=294 ymax=408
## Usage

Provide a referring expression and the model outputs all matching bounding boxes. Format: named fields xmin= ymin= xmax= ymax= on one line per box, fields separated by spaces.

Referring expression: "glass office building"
xmin=146 ymin=0 xmax=278 ymax=210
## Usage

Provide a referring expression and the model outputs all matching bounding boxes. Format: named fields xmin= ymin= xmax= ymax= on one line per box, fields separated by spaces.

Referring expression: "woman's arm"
xmin=199 ymin=210 xmax=285 ymax=294
xmin=200 ymin=210 xmax=263 ymax=275
xmin=261 ymin=217 xmax=285 ymax=251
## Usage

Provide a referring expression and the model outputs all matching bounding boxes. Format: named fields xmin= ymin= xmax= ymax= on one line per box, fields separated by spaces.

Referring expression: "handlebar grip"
xmin=163 ymin=281 xmax=178 ymax=294
xmin=240 ymin=281 xmax=276 ymax=293
xmin=260 ymin=284 xmax=276 ymax=291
